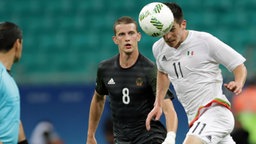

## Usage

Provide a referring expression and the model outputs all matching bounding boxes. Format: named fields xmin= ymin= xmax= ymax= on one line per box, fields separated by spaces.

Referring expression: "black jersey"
xmin=95 ymin=53 xmax=173 ymax=142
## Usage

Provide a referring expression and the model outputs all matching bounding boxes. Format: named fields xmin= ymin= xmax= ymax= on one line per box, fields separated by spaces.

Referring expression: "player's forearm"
xmin=18 ymin=121 xmax=27 ymax=142
xmin=233 ymin=63 xmax=247 ymax=86
xmin=163 ymin=100 xmax=178 ymax=133
xmin=155 ymin=71 xmax=170 ymax=107
xmin=162 ymin=100 xmax=177 ymax=144
xmin=87 ymin=92 xmax=106 ymax=137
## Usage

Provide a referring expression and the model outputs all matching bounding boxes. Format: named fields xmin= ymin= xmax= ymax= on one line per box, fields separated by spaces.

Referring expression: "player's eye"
xmin=118 ymin=33 xmax=125 ymax=37
xmin=170 ymin=27 xmax=175 ymax=32
xmin=128 ymin=31 xmax=136 ymax=36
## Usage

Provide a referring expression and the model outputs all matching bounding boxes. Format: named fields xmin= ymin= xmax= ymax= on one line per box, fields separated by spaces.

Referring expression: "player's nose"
xmin=164 ymin=32 xmax=173 ymax=39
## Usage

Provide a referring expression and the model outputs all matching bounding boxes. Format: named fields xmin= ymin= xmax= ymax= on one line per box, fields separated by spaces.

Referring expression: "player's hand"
xmin=162 ymin=131 xmax=176 ymax=144
xmin=146 ymin=104 xmax=162 ymax=131
xmin=86 ymin=136 xmax=97 ymax=144
xmin=224 ymin=81 xmax=243 ymax=95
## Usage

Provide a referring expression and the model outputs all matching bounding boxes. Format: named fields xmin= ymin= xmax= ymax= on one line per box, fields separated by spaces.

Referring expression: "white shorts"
xmin=187 ymin=105 xmax=235 ymax=144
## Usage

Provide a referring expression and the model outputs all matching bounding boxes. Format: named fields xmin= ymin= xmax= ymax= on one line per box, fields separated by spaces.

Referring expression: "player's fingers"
xmin=233 ymin=87 xmax=242 ymax=95
xmin=224 ymin=83 xmax=230 ymax=89
xmin=155 ymin=111 xmax=161 ymax=121
xmin=229 ymin=85 xmax=236 ymax=92
xmin=146 ymin=113 xmax=152 ymax=131
xmin=225 ymin=82 xmax=243 ymax=95
xmin=224 ymin=83 xmax=235 ymax=91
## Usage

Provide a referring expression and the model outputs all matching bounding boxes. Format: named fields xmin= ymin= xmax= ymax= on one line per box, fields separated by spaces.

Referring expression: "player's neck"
xmin=0 ymin=53 xmax=14 ymax=70
xmin=119 ymin=51 xmax=139 ymax=68
xmin=175 ymin=30 xmax=189 ymax=49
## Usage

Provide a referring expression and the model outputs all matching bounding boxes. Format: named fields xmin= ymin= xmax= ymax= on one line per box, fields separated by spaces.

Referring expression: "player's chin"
xmin=165 ymin=40 xmax=176 ymax=47
xmin=124 ymin=49 xmax=134 ymax=55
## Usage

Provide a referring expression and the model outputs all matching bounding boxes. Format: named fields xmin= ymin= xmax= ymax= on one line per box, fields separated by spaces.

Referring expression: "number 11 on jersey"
xmin=173 ymin=62 xmax=183 ymax=78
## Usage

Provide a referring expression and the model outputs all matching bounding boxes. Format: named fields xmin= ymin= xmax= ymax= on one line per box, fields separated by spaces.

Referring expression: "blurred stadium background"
xmin=1 ymin=0 xmax=255 ymax=143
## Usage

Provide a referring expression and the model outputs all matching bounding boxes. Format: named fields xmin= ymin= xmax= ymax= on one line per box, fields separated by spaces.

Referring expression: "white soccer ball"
xmin=138 ymin=2 xmax=174 ymax=37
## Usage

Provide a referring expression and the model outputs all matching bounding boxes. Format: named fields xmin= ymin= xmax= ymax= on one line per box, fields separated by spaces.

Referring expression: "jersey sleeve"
xmin=95 ymin=63 xmax=108 ymax=96
xmin=208 ymin=34 xmax=246 ymax=72
xmin=152 ymin=38 xmax=167 ymax=73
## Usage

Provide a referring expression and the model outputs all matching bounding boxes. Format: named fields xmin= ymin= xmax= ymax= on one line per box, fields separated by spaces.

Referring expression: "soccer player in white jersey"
xmin=146 ymin=2 xmax=247 ymax=144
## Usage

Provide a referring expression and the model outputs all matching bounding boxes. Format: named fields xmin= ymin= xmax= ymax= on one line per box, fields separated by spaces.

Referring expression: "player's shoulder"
xmin=137 ymin=54 xmax=156 ymax=74
xmin=98 ymin=54 xmax=118 ymax=69
xmin=138 ymin=53 xmax=155 ymax=66
xmin=153 ymin=38 xmax=165 ymax=51
xmin=190 ymin=30 xmax=216 ymax=41
xmin=0 ymin=62 xmax=5 ymax=71
xmin=0 ymin=63 xmax=9 ymax=92
xmin=0 ymin=63 xmax=6 ymax=80
xmin=152 ymin=38 xmax=166 ymax=57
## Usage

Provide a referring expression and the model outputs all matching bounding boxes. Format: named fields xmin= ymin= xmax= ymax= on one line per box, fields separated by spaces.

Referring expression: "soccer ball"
xmin=138 ymin=2 xmax=174 ymax=37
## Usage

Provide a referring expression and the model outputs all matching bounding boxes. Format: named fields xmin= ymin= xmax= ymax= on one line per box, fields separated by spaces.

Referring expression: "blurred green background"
xmin=1 ymin=0 xmax=255 ymax=84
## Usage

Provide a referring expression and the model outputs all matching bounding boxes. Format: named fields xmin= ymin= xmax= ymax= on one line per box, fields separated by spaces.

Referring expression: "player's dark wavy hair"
xmin=164 ymin=2 xmax=184 ymax=24
xmin=0 ymin=22 xmax=22 ymax=52
xmin=113 ymin=16 xmax=139 ymax=35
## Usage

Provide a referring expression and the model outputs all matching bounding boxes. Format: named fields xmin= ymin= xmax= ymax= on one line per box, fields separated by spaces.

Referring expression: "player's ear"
xmin=137 ymin=32 xmax=141 ymax=42
xmin=112 ymin=36 xmax=118 ymax=44
xmin=181 ymin=20 xmax=187 ymax=30
xmin=13 ymin=39 xmax=22 ymax=52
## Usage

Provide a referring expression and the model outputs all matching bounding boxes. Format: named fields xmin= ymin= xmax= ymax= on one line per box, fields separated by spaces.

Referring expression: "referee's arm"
xmin=18 ymin=121 xmax=29 ymax=144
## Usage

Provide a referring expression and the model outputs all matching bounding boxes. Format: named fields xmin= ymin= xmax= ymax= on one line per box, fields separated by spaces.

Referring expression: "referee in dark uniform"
xmin=86 ymin=16 xmax=177 ymax=144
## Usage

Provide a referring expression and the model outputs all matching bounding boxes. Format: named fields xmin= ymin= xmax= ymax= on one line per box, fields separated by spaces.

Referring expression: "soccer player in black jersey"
xmin=86 ymin=16 xmax=177 ymax=144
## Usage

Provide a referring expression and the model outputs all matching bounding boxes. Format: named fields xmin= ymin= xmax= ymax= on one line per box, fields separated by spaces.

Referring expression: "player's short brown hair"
xmin=0 ymin=22 xmax=22 ymax=52
xmin=113 ymin=16 xmax=139 ymax=35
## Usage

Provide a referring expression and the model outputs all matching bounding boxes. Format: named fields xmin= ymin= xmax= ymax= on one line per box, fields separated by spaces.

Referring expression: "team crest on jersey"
xmin=136 ymin=77 xmax=143 ymax=86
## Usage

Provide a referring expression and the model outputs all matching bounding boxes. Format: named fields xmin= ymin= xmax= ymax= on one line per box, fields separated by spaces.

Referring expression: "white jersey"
xmin=153 ymin=30 xmax=246 ymax=124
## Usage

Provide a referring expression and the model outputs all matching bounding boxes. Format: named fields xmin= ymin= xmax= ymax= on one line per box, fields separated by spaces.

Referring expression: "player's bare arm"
xmin=162 ymin=99 xmax=178 ymax=133
xmin=224 ymin=64 xmax=247 ymax=95
xmin=146 ymin=70 xmax=171 ymax=130
xmin=162 ymin=99 xmax=178 ymax=144
xmin=86 ymin=91 xmax=106 ymax=144
xmin=18 ymin=122 xmax=28 ymax=144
